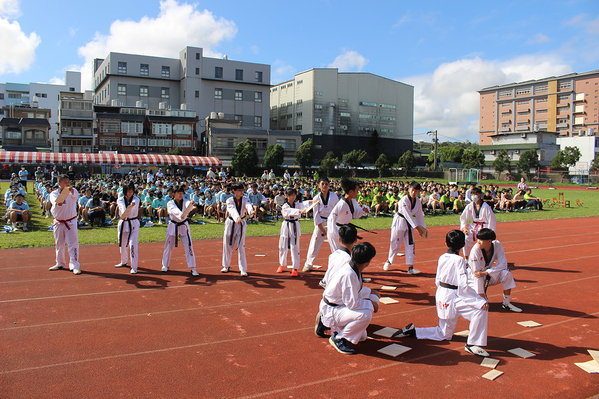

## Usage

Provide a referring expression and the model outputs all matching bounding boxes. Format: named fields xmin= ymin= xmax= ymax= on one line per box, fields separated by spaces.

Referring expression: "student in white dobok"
xmin=221 ymin=183 xmax=254 ymax=277
xmin=394 ymin=230 xmax=490 ymax=357
xmin=114 ymin=182 xmax=141 ymax=274
xmin=460 ymin=187 xmax=496 ymax=258
xmin=319 ymin=224 xmax=359 ymax=289
xmin=48 ymin=175 xmax=81 ymax=275
xmin=276 ymin=188 xmax=312 ymax=277
xmin=327 ymin=178 xmax=369 ymax=254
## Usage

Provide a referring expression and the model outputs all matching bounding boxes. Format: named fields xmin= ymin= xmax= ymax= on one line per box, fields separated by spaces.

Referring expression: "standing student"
xmin=221 ymin=183 xmax=254 ymax=277
xmin=393 ymin=230 xmax=490 ymax=357
xmin=303 ymin=177 xmax=339 ymax=272
xmin=18 ymin=166 xmax=29 ymax=193
xmin=383 ymin=181 xmax=428 ymax=275
xmin=276 ymin=188 xmax=312 ymax=277
xmin=327 ymin=178 xmax=369 ymax=253
xmin=48 ymin=175 xmax=81 ymax=275
xmin=460 ymin=187 xmax=497 ymax=258
xmin=115 ymin=183 xmax=140 ymax=274
xmin=468 ymin=228 xmax=521 ymax=312
xmin=161 ymin=186 xmax=199 ymax=276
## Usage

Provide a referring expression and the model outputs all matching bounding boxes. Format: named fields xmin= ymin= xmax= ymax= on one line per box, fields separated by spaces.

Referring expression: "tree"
xmin=374 ymin=153 xmax=391 ymax=177
xmin=461 ymin=148 xmax=485 ymax=169
xmin=550 ymin=146 xmax=582 ymax=182
xmin=493 ymin=149 xmax=511 ymax=179
xmin=427 ymin=145 xmax=464 ymax=163
xmin=394 ymin=150 xmax=416 ymax=176
xmin=342 ymin=149 xmax=368 ymax=168
xmin=319 ymin=151 xmax=339 ymax=177
xmin=590 ymin=157 xmax=599 ymax=172
xmin=294 ymin=139 xmax=314 ymax=172
xmin=264 ymin=144 xmax=285 ymax=174
xmin=516 ymin=149 xmax=540 ymax=180
xmin=167 ymin=146 xmax=183 ymax=155
xmin=231 ymin=139 xmax=258 ymax=177
xmin=368 ymin=130 xmax=382 ymax=162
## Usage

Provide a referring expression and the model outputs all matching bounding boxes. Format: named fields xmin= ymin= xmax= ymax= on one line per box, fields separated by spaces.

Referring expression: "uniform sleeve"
xmin=457 ymin=258 xmax=487 ymax=308
xmin=117 ymin=197 xmax=127 ymax=214
xmin=486 ymin=205 xmax=497 ymax=231
xmin=415 ymin=201 xmax=425 ymax=227
xmin=487 ymin=241 xmax=508 ymax=282
xmin=282 ymin=203 xmax=302 ymax=218
xmin=167 ymin=200 xmax=185 ymax=222
xmin=352 ymin=199 xmax=364 ymax=219
xmin=399 ymin=197 xmax=418 ymax=229
xmin=341 ymin=273 xmax=374 ymax=311
xmin=459 ymin=204 xmax=469 ymax=229
xmin=227 ymin=198 xmax=240 ymax=220
xmin=467 ymin=245 xmax=486 ymax=295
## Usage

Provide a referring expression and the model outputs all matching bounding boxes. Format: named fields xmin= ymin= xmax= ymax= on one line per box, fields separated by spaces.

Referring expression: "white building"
xmin=556 ymin=134 xmax=598 ymax=173
xmin=0 ymin=71 xmax=82 ymax=151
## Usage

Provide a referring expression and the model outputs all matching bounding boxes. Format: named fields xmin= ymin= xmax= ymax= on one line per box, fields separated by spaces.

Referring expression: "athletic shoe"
xmin=130 ymin=268 xmax=137 ymax=274
xmin=315 ymin=312 xmax=328 ymax=338
xmin=161 ymin=266 xmax=168 ymax=272
xmin=291 ymin=269 xmax=299 ymax=277
xmin=221 ymin=267 xmax=230 ymax=273
xmin=392 ymin=323 xmax=416 ymax=338
xmin=240 ymin=271 xmax=248 ymax=277
xmin=191 ymin=268 xmax=200 ymax=276
xmin=319 ymin=280 xmax=327 ymax=289
xmin=276 ymin=266 xmax=284 ymax=273
xmin=73 ymin=269 xmax=81 ymax=275
xmin=502 ymin=302 xmax=522 ymax=312
xmin=329 ymin=335 xmax=355 ymax=355
xmin=22 ymin=225 xmax=28 ymax=231
xmin=407 ymin=268 xmax=421 ymax=275
xmin=465 ymin=344 xmax=489 ymax=357
xmin=49 ymin=265 xmax=63 ymax=271
xmin=362 ymin=277 xmax=371 ymax=283
xmin=115 ymin=263 xmax=128 ymax=268
xmin=383 ymin=262 xmax=390 ymax=271
xmin=302 ymin=265 xmax=312 ymax=272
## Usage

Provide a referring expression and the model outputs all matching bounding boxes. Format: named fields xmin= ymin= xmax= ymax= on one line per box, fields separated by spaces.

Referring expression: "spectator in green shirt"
xmin=440 ymin=192 xmax=452 ymax=212
xmin=453 ymin=194 xmax=465 ymax=214
xmin=386 ymin=188 xmax=401 ymax=212
xmin=372 ymin=190 xmax=389 ymax=215
xmin=524 ymin=189 xmax=543 ymax=210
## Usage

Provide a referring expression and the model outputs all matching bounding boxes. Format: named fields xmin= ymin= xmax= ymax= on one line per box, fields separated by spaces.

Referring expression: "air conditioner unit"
xmin=148 ymin=148 xmax=153 ymax=151
xmin=141 ymin=149 xmax=146 ymax=152
xmin=521 ymin=133 xmax=527 ymax=138
xmin=515 ymin=149 xmax=520 ymax=154
xmin=134 ymin=146 xmax=140 ymax=150
xmin=490 ymin=150 xmax=496 ymax=155
xmin=84 ymin=148 xmax=90 ymax=153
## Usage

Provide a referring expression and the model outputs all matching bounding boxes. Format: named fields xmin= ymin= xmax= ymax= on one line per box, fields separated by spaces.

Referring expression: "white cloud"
xmin=74 ymin=0 xmax=237 ymax=90
xmin=393 ymin=12 xmax=412 ymax=28
xmin=48 ymin=76 xmax=64 ymax=85
xmin=251 ymin=45 xmax=259 ymax=54
xmin=0 ymin=0 xmax=40 ymax=75
xmin=403 ymin=55 xmax=572 ymax=142
xmin=328 ymin=49 xmax=368 ymax=72
xmin=271 ymin=60 xmax=296 ymax=84
xmin=68 ymin=27 xmax=77 ymax=37
xmin=527 ymin=33 xmax=549 ymax=44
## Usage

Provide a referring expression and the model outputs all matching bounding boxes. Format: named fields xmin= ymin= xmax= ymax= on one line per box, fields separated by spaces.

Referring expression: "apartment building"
xmin=0 ymin=71 xmax=82 ymax=150
xmin=478 ymin=69 xmax=599 ymax=145
xmin=58 ymin=91 xmax=94 ymax=153
xmin=0 ymin=104 xmax=52 ymax=151
xmin=92 ymin=46 xmax=270 ymax=136
xmin=269 ymin=68 xmax=413 ymax=159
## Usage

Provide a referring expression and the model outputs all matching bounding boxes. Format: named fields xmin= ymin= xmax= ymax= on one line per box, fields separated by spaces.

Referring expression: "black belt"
xmin=227 ymin=216 xmax=245 ymax=247
xmin=118 ymin=217 xmax=137 ymax=247
xmin=284 ymin=218 xmax=298 ymax=249
xmin=171 ymin=220 xmax=191 ymax=250
xmin=323 ymin=297 xmax=339 ymax=307
xmin=335 ymin=222 xmax=377 ymax=234
xmin=396 ymin=213 xmax=414 ymax=245
xmin=439 ymin=282 xmax=458 ymax=290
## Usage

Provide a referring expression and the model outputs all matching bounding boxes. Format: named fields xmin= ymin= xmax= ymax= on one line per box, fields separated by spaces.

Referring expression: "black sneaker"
xmin=329 ymin=334 xmax=355 ymax=355
xmin=315 ymin=312 xmax=328 ymax=338
xmin=392 ymin=323 xmax=416 ymax=338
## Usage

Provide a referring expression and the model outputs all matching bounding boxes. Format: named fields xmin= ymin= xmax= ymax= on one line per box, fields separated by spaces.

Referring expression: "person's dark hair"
xmin=285 ymin=187 xmax=297 ymax=196
xmin=351 ymin=242 xmax=376 ymax=265
xmin=339 ymin=225 xmax=358 ymax=245
xmin=232 ymin=182 xmax=244 ymax=191
xmin=409 ymin=181 xmax=422 ymax=190
xmin=174 ymin=185 xmax=185 ymax=194
xmin=476 ymin=228 xmax=496 ymax=241
xmin=471 ymin=187 xmax=483 ymax=195
xmin=124 ymin=182 xmax=135 ymax=195
xmin=340 ymin=178 xmax=358 ymax=193
xmin=318 ymin=177 xmax=330 ymax=184
xmin=446 ymin=230 xmax=466 ymax=251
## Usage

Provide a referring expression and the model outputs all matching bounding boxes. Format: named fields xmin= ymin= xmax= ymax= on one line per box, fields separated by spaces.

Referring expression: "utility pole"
xmin=427 ymin=130 xmax=438 ymax=170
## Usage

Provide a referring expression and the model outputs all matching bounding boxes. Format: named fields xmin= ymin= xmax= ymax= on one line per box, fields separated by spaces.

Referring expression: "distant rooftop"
xmin=479 ymin=69 xmax=599 ymax=92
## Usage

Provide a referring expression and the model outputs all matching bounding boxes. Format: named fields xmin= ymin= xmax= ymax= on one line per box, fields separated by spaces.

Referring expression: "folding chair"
xmin=576 ymin=200 xmax=583 ymax=207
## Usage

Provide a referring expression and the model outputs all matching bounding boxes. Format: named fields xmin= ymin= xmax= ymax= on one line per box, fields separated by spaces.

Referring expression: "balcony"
xmin=61 ymin=128 xmax=93 ymax=136
xmin=500 ymin=127 xmax=511 ymax=132
xmin=556 ymin=123 xmax=569 ymax=128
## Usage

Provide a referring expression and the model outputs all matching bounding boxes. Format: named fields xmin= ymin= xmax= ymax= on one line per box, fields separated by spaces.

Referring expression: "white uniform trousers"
xmin=387 ymin=227 xmax=415 ymax=266
xmin=162 ymin=233 xmax=196 ymax=269
xmin=415 ymin=297 xmax=488 ymax=346
xmin=327 ymin=224 xmax=341 ymax=254
xmin=305 ymin=224 xmax=326 ymax=267
xmin=53 ymin=219 xmax=80 ymax=270
xmin=327 ymin=306 xmax=372 ymax=345
xmin=118 ymin=220 xmax=140 ymax=271
xmin=279 ymin=234 xmax=300 ymax=269
xmin=489 ymin=269 xmax=517 ymax=291
xmin=222 ymin=219 xmax=247 ymax=273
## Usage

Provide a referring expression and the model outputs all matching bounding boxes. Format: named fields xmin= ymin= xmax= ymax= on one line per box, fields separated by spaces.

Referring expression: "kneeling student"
xmin=394 ymin=230 xmax=490 ymax=357
xmin=319 ymin=224 xmax=359 ymax=289
xmin=468 ymin=228 xmax=521 ymax=312
xmin=317 ymin=242 xmax=379 ymax=354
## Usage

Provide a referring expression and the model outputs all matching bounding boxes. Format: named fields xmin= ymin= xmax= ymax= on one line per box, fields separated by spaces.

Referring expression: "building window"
xmin=196 ymin=52 xmax=200 ymax=60
xmin=215 ymin=67 xmax=223 ymax=79
xmin=0 ymin=93 xmax=4 ymax=100
xmin=162 ymin=66 xmax=170 ymax=78
xmin=161 ymin=88 xmax=170 ymax=99
xmin=216 ymin=137 xmax=237 ymax=148
xmin=537 ymin=98 xmax=548 ymax=103
xmin=558 ymin=118 xmax=568 ymax=124
xmin=535 ymin=85 xmax=548 ymax=93
xmin=118 ymin=84 xmax=126 ymax=96
xmin=516 ymin=88 xmax=531 ymax=95
xmin=517 ymin=110 xmax=530 ymax=115
xmin=118 ymin=62 xmax=127 ymax=74
xmin=235 ymin=69 xmax=243 ymax=81
xmin=296 ymin=112 xmax=302 ymax=117
xmin=558 ymin=82 xmax=572 ymax=89
xmin=215 ymin=88 xmax=223 ymax=99
xmin=340 ymin=112 xmax=350 ymax=117
xmin=295 ymin=125 xmax=302 ymax=130
xmin=517 ymin=122 xmax=529 ymax=126
xmin=254 ymin=92 xmax=262 ymax=102
xmin=498 ymin=90 xmax=511 ymax=98
xmin=234 ymin=115 xmax=242 ymax=121
xmin=501 ymin=123 xmax=510 ymax=128
xmin=140 ymin=64 xmax=149 ymax=76
xmin=380 ymin=103 xmax=396 ymax=109
xmin=255 ymin=71 xmax=263 ymax=82
xmin=314 ymin=118 xmax=322 ymax=122
xmin=315 ymin=91 xmax=323 ymax=96
xmin=235 ymin=90 xmax=243 ymax=101
xmin=276 ymin=139 xmax=296 ymax=150
xmin=536 ymin=109 xmax=548 ymax=114
xmin=195 ymin=67 xmax=200 ymax=75
xmin=517 ymin=100 xmax=529 ymax=105
xmin=254 ymin=116 xmax=262 ymax=127
xmin=195 ymin=90 xmax=199 ymax=98
xmin=315 ymin=104 xmax=323 ymax=109
xmin=140 ymin=86 xmax=148 ymax=97
xmin=359 ymin=101 xmax=377 ymax=107
xmin=559 ymin=95 xmax=570 ymax=101
xmin=297 ymin=99 xmax=303 ymax=104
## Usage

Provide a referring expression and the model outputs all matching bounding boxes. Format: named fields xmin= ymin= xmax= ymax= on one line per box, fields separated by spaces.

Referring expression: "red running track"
xmin=1 ymin=217 xmax=598 ymax=398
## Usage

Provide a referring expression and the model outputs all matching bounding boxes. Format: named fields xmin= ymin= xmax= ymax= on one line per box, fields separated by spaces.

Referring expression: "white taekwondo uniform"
xmin=50 ymin=187 xmax=80 ymax=271
xmin=117 ymin=195 xmax=140 ymax=271
xmin=162 ymin=199 xmax=196 ymax=270
xmin=468 ymin=240 xmax=516 ymax=294
xmin=279 ymin=200 xmax=311 ymax=270
xmin=386 ymin=194 xmax=425 ymax=267
xmin=222 ymin=196 xmax=254 ymax=273
xmin=304 ymin=191 xmax=339 ymax=269
xmin=327 ymin=197 xmax=366 ymax=253
xmin=460 ymin=201 xmax=497 ymax=257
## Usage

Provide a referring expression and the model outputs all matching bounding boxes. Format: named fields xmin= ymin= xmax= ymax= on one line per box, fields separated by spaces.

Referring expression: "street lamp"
xmin=427 ymin=130 xmax=438 ymax=170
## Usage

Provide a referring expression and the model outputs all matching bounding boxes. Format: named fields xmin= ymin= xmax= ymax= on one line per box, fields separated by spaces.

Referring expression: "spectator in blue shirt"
xmin=18 ymin=166 xmax=29 ymax=193
xmin=9 ymin=193 xmax=31 ymax=231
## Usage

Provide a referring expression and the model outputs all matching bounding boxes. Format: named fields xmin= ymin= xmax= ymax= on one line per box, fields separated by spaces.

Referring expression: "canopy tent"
xmin=0 ymin=151 xmax=221 ymax=167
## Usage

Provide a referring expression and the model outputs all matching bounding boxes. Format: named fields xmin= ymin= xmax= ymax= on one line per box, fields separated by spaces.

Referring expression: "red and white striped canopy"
xmin=0 ymin=151 xmax=221 ymax=167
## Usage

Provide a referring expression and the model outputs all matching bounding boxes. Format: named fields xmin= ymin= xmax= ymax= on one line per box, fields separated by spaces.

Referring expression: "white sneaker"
xmin=362 ymin=277 xmax=371 ymax=283
xmin=240 ymin=271 xmax=248 ymax=277
xmin=49 ymin=264 xmax=63 ymax=271
xmin=115 ymin=263 xmax=128 ymax=268
xmin=465 ymin=345 xmax=489 ymax=357
xmin=383 ymin=262 xmax=390 ymax=271
xmin=407 ymin=268 xmax=421 ymax=275
xmin=302 ymin=265 xmax=312 ymax=272
xmin=161 ymin=266 xmax=168 ymax=272
xmin=73 ymin=269 xmax=81 ymax=275
xmin=22 ymin=225 xmax=28 ymax=231
xmin=191 ymin=268 xmax=199 ymax=276
xmin=502 ymin=302 xmax=522 ymax=312
xmin=221 ymin=267 xmax=230 ymax=273
xmin=130 ymin=268 xmax=137 ymax=274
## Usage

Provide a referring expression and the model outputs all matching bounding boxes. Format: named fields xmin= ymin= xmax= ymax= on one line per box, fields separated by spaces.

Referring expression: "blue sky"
xmin=1 ymin=0 xmax=598 ymax=142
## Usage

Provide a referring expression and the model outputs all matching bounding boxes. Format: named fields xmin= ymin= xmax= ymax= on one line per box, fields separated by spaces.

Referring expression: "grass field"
xmin=1 ymin=182 xmax=597 ymax=249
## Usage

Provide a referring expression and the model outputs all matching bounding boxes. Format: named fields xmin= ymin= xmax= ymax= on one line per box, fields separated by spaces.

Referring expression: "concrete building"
xmin=0 ymin=71 xmax=82 ymax=150
xmin=478 ymin=69 xmax=599 ymax=145
xmin=203 ymin=117 xmax=300 ymax=166
xmin=0 ymin=104 xmax=52 ymax=151
xmin=269 ymin=68 xmax=413 ymax=159
xmin=92 ymin=46 xmax=270 ymax=135
xmin=556 ymin=135 xmax=599 ymax=174
xmin=58 ymin=91 xmax=94 ymax=153
xmin=95 ymin=103 xmax=198 ymax=155
xmin=479 ymin=131 xmax=560 ymax=174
